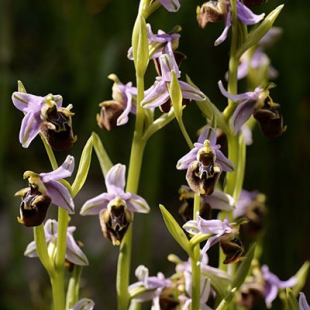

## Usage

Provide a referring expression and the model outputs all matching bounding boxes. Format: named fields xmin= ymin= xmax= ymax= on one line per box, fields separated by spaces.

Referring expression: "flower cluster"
xmin=10 ymin=0 xmax=309 ymax=309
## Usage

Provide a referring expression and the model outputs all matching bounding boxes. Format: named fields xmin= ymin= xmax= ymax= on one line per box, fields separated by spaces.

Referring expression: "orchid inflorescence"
xmin=11 ymin=0 xmax=308 ymax=310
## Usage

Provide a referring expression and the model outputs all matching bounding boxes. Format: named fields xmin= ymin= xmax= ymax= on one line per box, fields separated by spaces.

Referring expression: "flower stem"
xmin=190 ymin=194 xmax=201 ymax=310
xmin=40 ymin=133 xmax=69 ymax=310
xmin=116 ymin=65 xmax=147 ymax=309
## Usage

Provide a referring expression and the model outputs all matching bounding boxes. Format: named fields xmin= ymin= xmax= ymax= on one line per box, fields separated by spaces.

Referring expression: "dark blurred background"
xmin=1 ymin=0 xmax=310 ymax=309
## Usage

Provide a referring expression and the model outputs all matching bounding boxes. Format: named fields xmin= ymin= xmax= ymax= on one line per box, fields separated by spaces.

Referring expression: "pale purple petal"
xmin=183 ymin=219 xmax=200 ymax=235
xmin=236 ymin=57 xmax=249 ymax=80
xmin=159 ymin=53 xmax=180 ymax=81
xmin=236 ymin=1 xmax=265 ymax=25
xmin=19 ymin=111 xmax=42 ymax=148
xmin=105 ymin=164 xmax=126 ymax=193
xmin=265 ymin=283 xmax=278 ymax=308
xmin=215 ymin=11 xmax=231 ymax=46
xmin=200 ymin=278 xmax=211 ymax=305
xmin=179 ymin=81 xmax=206 ymax=102
xmin=241 ymin=124 xmax=253 ymax=145
xmin=70 ymin=298 xmax=95 ymax=310
xmin=117 ymin=92 xmax=133 ymax=126
xmin=201 ymin=234 xmax=224 ymax=254
xmin=45 ymin=219 xmax=58 ymax=237
xmin=127 ymin=194 xmax=150 ymax=213
xmin=80 ymin=192 xmax=112 ymax=215
xmin=141 ymin=80 xmax=170 ymax=108
xmin=66 ymin=234 xmax=89 ymax=266
xmin=40 ymin=155 xmax=75 ymax=183
xmin=176 ymin=147 xmax=198 ymax=170
xmin=198 ymin=126 xmax=217 ymax=145
xmin=45 ymin=180 xmax=75 ymax=213
xmin=12 ymin=92 xmax=44 ymax=112
xmin=277 ymin=276 xmax=297 ymax=289
xmin=231 ymin=99 xmax=256 ymax=134
xmin=218 ymin=80 xmax=257 ymax=102
xmin=262 ymin=265 xmax=297 ymax=308
xmin=203 ymin=190 xmax=234 ymax=211
xmin=215 ymin=149 xmax=234 ymax=171
xmin=158 ymin=0 xmax=180 ymax=12
xmin=299 ymin=293 xmax=310 ymax=310
xmin=24 ymin=240 xmax=38 ymax=257
xmin=198 ymin=216 xmax=232 ymax=235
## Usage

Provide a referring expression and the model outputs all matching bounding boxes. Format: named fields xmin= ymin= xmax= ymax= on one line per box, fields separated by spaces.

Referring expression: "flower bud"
xmin=15 ymin=184 xmax=51 ymax=227
xmin=99 ymin=197 xmax=132 ymax=246
xmin=196 ymin=1 xmax=226 ymax=29
xmin=96 ymin=100 xmax=125 ymax=131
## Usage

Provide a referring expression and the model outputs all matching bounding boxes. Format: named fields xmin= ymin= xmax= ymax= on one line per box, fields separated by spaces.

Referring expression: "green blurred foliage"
xmin=1 ymin=0 xmax=310 ymax=309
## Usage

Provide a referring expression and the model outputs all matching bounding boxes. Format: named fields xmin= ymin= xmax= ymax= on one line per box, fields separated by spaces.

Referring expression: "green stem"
xmin=66 ymin=265 xmax=83 ymax=309
xmin=50 ymin=272 xmax=66 ymax=310
xmin=116 ymin=69 xmax=147 ymax=309
xmin=40 ymin=133 xmax=69 ymax=310
xmin=190 ymin=194 xmax=201 ymax=310
xmin=40 ymin=133 xmax=58 ymax=170
xmin=178 ymin=116 xmax=194 ymax=149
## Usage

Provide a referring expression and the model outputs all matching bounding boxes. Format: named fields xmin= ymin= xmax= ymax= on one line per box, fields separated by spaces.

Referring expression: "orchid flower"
xmin=97 ymin=74 xmax=137 ymax=129
xmin=141 ymin=53 xmax=206 ymax=111
xmin=80 ymin=164 xmax=150 ymax=245
xmin=128 ymin=265 xmax=172 ymax=310
xmin=183 ymin=213 xmax=240 ymax=256
xmin=262 ymin=265 xmax=297 ymax=308
xmin=12 ymin=91 xmax=75 ymax=150
xmin=15 ymin=155 xmax=75 ymax=226
xmin=128 ymin=23 xmax=181 ymax=60
xmin=177 ymin=125 xmax=233 ymax=171
xmin=218 ymin=80 xmax=282 ymax=135
xmin=218 ymin=1 xmax=265 ymax=45
xmin=25 ymin=219 xmax=88 ymax=266
xmin=197 ymin=0 xmax=265 ymax=46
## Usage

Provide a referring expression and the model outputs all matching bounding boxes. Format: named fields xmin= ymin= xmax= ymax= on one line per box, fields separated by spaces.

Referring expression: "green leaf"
xmin=292 ymin=261 xmax=310 ymax=296
xmin=231 ymin=243 xmax=256 ymax=289
xmin=169 ymin=70 xmax=183 ymax=121
xmin=215 ymin=288 xmax=236 ymax=310
xmin=286 ymin=288 xmax=299 ymax=310
xmin=71 ymin=135 xmax=93 ymax=198
xmin=159 ymin=204 xmax=192 ymax=256
xmin=91 ymin=132 xmax=113 ymax=178
xmin=132 ymin=14 xmax=149 ymax=77
xmin=236 ymin=4 xmax=284 ymax=59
